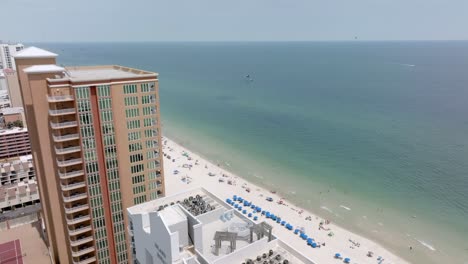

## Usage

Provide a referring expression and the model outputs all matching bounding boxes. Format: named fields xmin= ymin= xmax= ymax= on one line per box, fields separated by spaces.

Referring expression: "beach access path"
xmin=162 ymin=137 xmax=410 ymax=264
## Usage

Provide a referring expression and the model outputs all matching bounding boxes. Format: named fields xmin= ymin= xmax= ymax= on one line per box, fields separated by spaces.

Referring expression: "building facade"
xmin=0 ymin=43 xmax=24 ymax=70
xmin=14 ymin=47 xmax=165 ymax=264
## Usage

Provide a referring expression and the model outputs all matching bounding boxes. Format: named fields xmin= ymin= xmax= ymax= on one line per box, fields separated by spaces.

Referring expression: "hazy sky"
xmin=2 ymin=0 xmax=468 ymax=42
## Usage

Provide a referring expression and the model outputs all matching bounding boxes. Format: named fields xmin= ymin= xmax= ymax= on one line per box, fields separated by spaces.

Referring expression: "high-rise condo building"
xmin=0 ymin=43 xmax=24 ymax=70
xmin=14 ymin=47 xmax=165 ymax=264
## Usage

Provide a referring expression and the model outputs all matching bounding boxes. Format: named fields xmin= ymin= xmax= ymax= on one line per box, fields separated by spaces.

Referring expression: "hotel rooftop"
xmin=127 ymin=188 xmax=315 ymax=264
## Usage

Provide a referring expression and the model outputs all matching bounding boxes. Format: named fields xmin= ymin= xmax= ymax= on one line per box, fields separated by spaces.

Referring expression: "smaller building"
xmin=127 ymin=188 xmax=315 ymax=264
xmin=0 ymin=126 xmax=30 ymax=160
xmin=0 ymin=155 xmax=38 ymax=213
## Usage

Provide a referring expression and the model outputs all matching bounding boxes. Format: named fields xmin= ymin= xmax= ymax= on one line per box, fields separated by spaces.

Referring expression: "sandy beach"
xmin=162 ymin=137 xmax=410 ymax=264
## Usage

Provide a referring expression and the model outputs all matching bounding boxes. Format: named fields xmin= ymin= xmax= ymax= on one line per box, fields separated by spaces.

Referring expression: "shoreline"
xmin=162 ymin=136 xmax=411 ymax=264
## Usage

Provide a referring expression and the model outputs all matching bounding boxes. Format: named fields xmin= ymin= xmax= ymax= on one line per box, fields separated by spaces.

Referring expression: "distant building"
xmin=127 ymin=188 xmax=314 ymax=264
xmin=14 ymin=46 xmax=165 ymax=264
xmin=3 ymin=69 xmax=22 ymax=107
xmin=0 ymin=43 xmax=24 ymax=70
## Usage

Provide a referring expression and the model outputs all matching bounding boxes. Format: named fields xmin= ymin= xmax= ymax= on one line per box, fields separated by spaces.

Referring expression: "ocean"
xmin=36 ymin=41 xmax=468 ymax=263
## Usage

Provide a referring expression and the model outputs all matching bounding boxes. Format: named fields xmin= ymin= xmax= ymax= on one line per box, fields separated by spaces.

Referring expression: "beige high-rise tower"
xmin=14 ymin=47 xmax=165 ymax=264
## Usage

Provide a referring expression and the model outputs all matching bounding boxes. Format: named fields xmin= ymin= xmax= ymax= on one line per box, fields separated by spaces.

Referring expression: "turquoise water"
xmin=38 ymin=42 xmax=468 ymax=263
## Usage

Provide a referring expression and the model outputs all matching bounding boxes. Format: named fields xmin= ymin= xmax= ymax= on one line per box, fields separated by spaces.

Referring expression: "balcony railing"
xmin=65 ymin=204 xmax=89 ymax=214
xmin=58 ymin=170 xmax=84 ymax=179
xmin=63 ymin=193 xmax=87 ymax=203
xmin=53 ymin=133 xmax=80 ymax=142
xmin=66 ymin=214 xmax=90 ymax=225
xmin=73 ymin=256 xmax=96 ymax=264
xmin=71 ymin=246 xmax=95 ymax=258
xmin=70 ymin=236 xmax=94 ymax=247
xmin=47 ymin=95 xmax=74 ymax=102
xmin=49 ymin=108 xmax=76 ymax=116
xmin=50 ymin=121 xmax=78 ymax=129
xmin=61 ymin=181 xmax=86 ymax=192
xmin=68 ymin=225 xmax=92 ymax=236
xmin=56 ymin=158 xmax=82 ymax=167
xmin=55 ymin=146 xmax=81 ymax=155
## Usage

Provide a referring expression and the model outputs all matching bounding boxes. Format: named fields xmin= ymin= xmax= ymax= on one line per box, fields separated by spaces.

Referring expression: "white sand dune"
xmin=163 ymin=137 xmax=410 ymax=264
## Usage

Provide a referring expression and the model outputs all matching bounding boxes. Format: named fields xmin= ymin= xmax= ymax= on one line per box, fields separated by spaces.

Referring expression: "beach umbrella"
xmin=261 ymin=210 xmax=266 ymax=215
xmin=334 ymin=253 xmax=341 ymax=258
xmin=302 ymin=234 xmax=308 ymax=240
xmin=248 ymin=213 xmax=252 ymax=217
xmin=226 ymin=198 xmax=231 ymax=203
xmin=256 ymin=207 xmax=261 ymax=212
xmin=233 ymin=195 xmax=237 ymax=199
xmin=250 ymin=204 xmax=256 ymax=209
xmin=344 ymin=258 xmax=350 ymax=263
xmin=238 ymin=206 xmax=242 ymax=211
xmin=281 ymin=221 xmax=286 ymax=226
xmin=294 ymin=229 xmax=300 ymax=234
xmin=242 ymin=210 xmax=247 ymax=214
xmin=234 ymin=204 xmax=238 ymax=208
xmin=276 ymin=219 xmax=281 ymax=223
xmin=266 ymin=212 xmax=271 ymax=218
xmin=253 ymin=216 xmax=258 ymax=221
xmin=311 ymin=243 xmax=317 ymax=248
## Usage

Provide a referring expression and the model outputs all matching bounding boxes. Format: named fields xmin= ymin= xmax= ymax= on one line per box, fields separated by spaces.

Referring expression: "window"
xmin=128 ymin=131 xmax=141 ymax=141
xmin=147 ymin=150 xmax=158 ymax=160
xmin=132 ymin=175 xmax=145 ymax=184
xmin=131 ymin=164 xmax=144 ymax=174
xmin=130 ymin=153 xmax=144 ymax=163
xmin=132 ymin=185 xmax=145 ymax=195
xmin=144 ymin=129 xmax=157 ymax=138
xmin=129 ymin=142 xmax=142 ymax=152
xmin=127 ymin=120 xmax=140 ymax=130
xmin=143 ymin=118 xmax=156 ymax=127
xmin=141 ymin=95 xmax=155 ymax=105
xmin=143 ymin=106 xmax=156 ymax=116
xmin=148 ymin=181 xmax=159 ymax=190
xmin=100 ymin=110 xmax=113 ymax=122
xmin=124 ymin=96 xmax=138 ymax=106
xmin=147 ymin=160 xmax=160 ymax=169
xmin=124 ymin=84 xmax=137 ymax=94
xmin=125 ymin=108 xmax=140 ymax=118
xmin=98 ymin=85 xmax=111 ymax=97
xmin=134 ymin=195 xmax=147 ymax=205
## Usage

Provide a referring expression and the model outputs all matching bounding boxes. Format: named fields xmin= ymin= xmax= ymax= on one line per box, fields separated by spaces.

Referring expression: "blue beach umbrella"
xmin=233 ymin=195 xmax=237 ymax=199
xmin=250 ymin=204 xmax=256 ymax=209
xmin=265 ymin=212 xmax=271 ymax=218
xmin=234 ymin=204 xmax=238 ymax=208
xmin=281 ymin=221 xmax=286 ymax=226
xmin=334 ymin=253 xmax=341 ymax=258
xmin=294 ymin=229 xmax=300 ymax=234
xmin=344 ymin=258 xmax=350 ymax=263
xmin=261 ymin=210 xmax=266 ymax=215
xmin=238 ymin=206 xmax=242 ymax=211
xmin=311 ymin=243 xmax=317 ymax=248
xmin=256 ymin=207 xmax=261 ymax=212
xmin=242 ymin=210 xmax=247 ymax=214
xmin=248 ymin=213 xmax=252 ymax=217
xmin=253 ymin=216 xmax=258 ymax=221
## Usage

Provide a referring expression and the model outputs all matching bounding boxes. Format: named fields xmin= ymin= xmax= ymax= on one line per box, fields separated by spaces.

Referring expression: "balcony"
xmin=53 ymin=133 xmax=80 ymax=142
xmin=50 ymin=121 xmax=78 ymax=129
xmin=55 ymin=146 xmax=81 ymax=155
xmin=73 ymin=256 xmax=96 ymax=264
xmin=66 ymin=214 xmax=91 ymax=225
xmin=70 ymin=236 xmax=94 ymax=247
xmin=61 ymin=181 xmax=86 ymax=192
xmin=68 ymin=225 xmax=92 ymax=236
xmin=49 ymin=108 xmax=76 ymax=116
xmin=63 ymin=192 xmax=87 ymax=203
xmin=71 ymin=246 xmax=95 ymax=258
xmin=58 ymin=170 xmax=84 ymax=180
xmin=57 ymin=158 xmax=82 ymax=167
xmin=64 ymin=204 xmax=89 ymax=214
xmin=47 ymin=95 xmax=74 ymax=102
